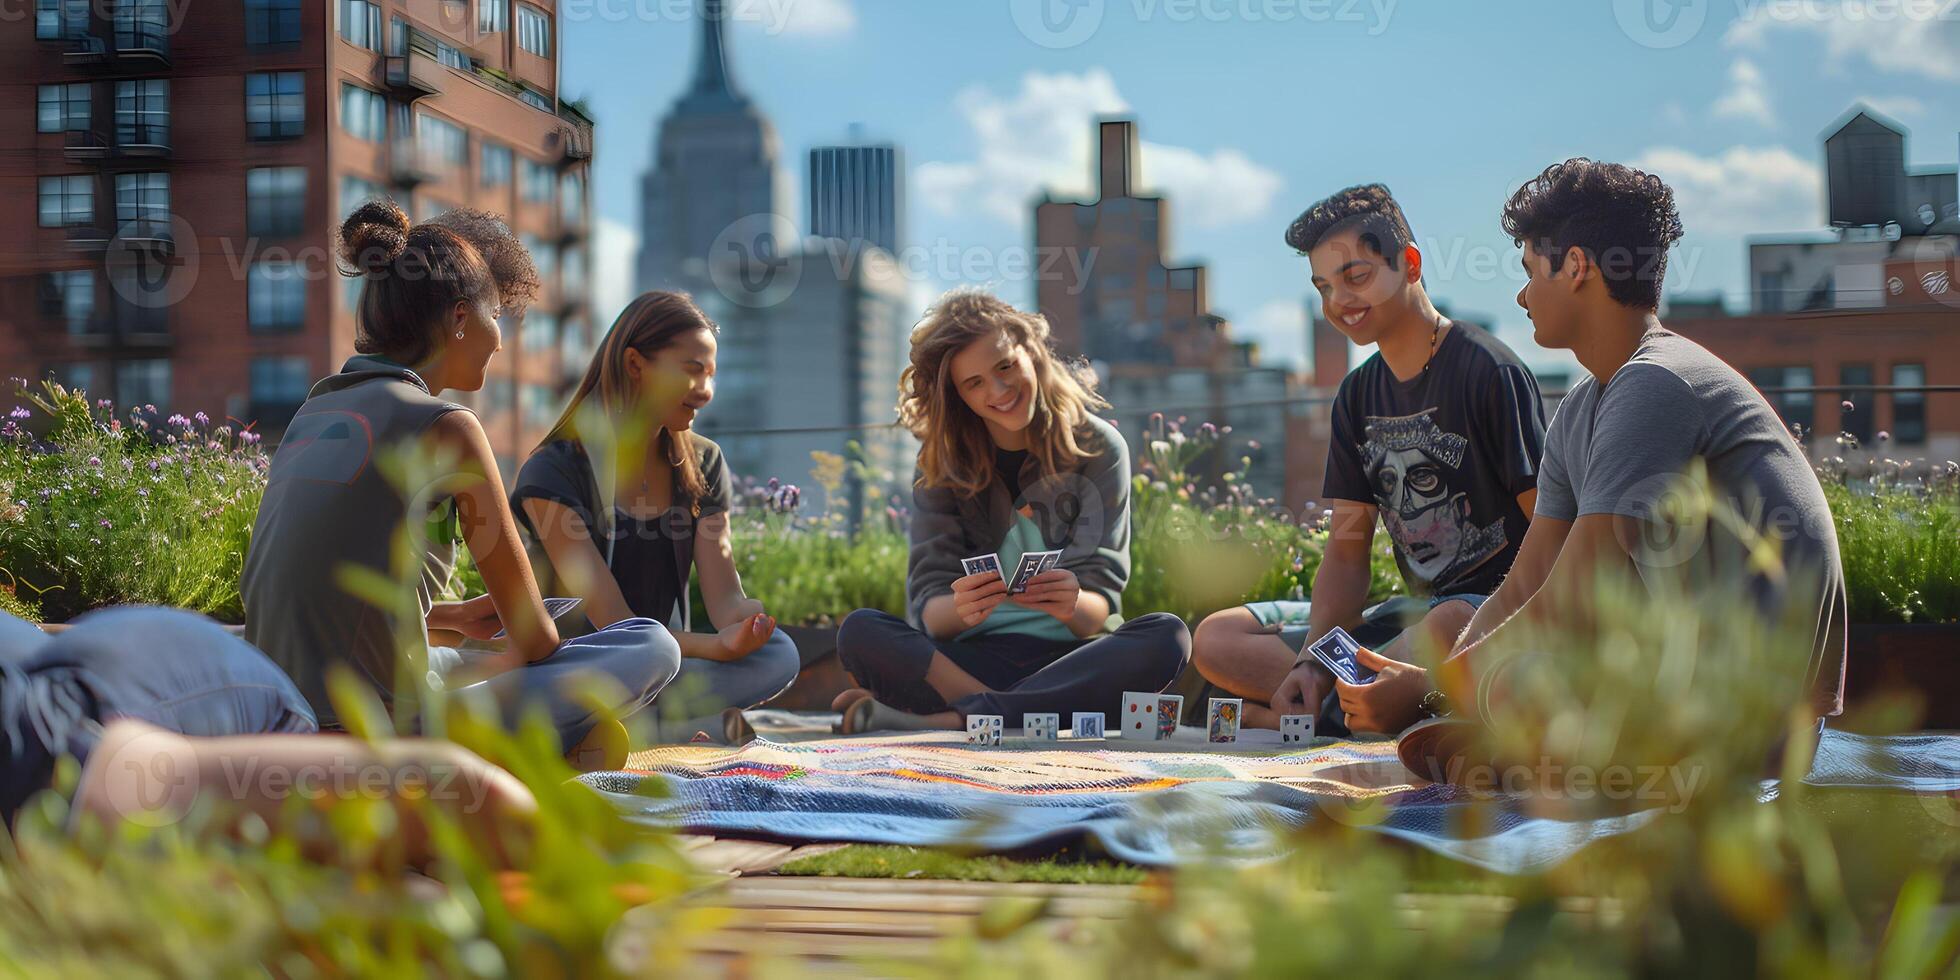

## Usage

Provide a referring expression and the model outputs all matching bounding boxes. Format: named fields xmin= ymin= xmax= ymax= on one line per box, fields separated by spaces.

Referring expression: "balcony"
xmin=383 ymin=44 xmax=445 ymax=102
xmin=388 ymin=139 xmax=440 ymax=187
xmin=61 ymin=33 xmax=110 ymax=66
xmin=549 ymin=120 xmax=592 ymax=165
xmin=114 ymin=217 xmax=175 ymax=257
xmin=116 ymin=123 xmax=171 ymax=158
xmin=554 ymin=211 xmax=588 ymax=245
xmin=73 ymin=307 xmax=172 ymax=349
xmin=63 ymin=130 xmax=111 ymax=161
xmin=65 ymin=225 xmax=111 ymax=252
xmin=114 ymin=21 xmax=170 ymax=65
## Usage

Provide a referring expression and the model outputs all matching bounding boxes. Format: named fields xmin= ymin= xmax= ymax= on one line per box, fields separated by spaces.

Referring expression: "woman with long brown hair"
xmin=242 ymin=201 xmax=680 ymax=771
xmin=832 ymin=289 xmax=1189 ymax=733
xmin=511 ymin=291 xmax=798 ymax=744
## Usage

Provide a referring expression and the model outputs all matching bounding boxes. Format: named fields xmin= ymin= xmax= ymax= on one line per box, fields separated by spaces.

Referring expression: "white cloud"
xmin=914 ymin=69 xmax=1284 ymax=231
xmin=1238 ymin=299 xmax=1308 ymax=371
xmin=766 ymin=0 xmax=855 ymax=37
xmin=1711 ymin=58 xmax=1775 ymax=126
xmin=591 ymin=215 xmax=640 ymax=324
xmin=1724 ymin=0 xmax=1960 ymax=81
xmin=1856 ymin=94 xmax=1925 ymax=118
xmin=1629 ymin=145 xmax=1823 ymax=234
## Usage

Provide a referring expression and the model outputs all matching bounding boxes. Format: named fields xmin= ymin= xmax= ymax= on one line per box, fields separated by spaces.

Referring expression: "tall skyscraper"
xmin=0 ymin=0 xmax=595 ymax=471
xmin=809 ymin=142 xmax=903 ymax=257
xmin=636 ymin=0 xmax=785 ymax=294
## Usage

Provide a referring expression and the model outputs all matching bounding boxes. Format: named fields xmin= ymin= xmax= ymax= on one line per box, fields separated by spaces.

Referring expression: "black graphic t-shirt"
xmin=1324 ymin=321 xmax=1547 ymax=598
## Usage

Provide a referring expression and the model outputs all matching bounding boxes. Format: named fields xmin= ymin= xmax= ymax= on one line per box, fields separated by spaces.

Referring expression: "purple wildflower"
xmin=86 ymin=456 xmax=101 ymax=468
xmin=193 ymin=411 xmax=210 ymax=426
xmin=7 ymin=407 xmax=28 ymax=420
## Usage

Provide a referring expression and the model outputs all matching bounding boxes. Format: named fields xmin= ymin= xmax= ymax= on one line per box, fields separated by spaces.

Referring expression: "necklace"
xmin=1420 ymin=315 xmax=1446 ymax=374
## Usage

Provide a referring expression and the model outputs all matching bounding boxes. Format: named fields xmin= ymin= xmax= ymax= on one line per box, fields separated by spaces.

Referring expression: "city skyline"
xmin=567 ymin=0 xmax=1960 ymax=376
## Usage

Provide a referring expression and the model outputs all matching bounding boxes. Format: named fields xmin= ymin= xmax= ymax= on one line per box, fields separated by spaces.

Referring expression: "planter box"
xmin=1846 ymin=623 xmax=1960 ymax=730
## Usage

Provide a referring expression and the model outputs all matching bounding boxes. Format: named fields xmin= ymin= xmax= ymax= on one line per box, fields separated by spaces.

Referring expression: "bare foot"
xmin=830 ymin=687 xmax=874 ymax=712
xmin=841 ymin=698 xmax=962 ymax=735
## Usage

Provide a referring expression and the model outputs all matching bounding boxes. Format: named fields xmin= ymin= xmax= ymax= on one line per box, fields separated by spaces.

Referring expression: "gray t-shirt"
xmin=1537 ymin=328 xmax=1847 ymax=716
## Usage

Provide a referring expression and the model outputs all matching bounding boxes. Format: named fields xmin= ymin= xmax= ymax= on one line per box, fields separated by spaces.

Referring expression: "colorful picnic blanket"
xmin=580 ymin=728 xmax=1960 ymax=874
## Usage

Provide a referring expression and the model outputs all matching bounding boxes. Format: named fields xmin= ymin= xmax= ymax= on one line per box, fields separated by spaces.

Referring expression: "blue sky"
xmin=562 ymin=0 xmax=1960 ymax=376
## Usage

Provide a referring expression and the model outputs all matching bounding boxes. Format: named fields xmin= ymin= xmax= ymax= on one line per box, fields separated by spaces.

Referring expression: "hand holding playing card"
xmin=1008 ymin=567 xmax=1079 ymax=621
xmin=952 ymin=570 xmax=1009 ymax=628
xmin=433 ymin=594 xmax=504 ymax=641
xmin=715 ymin=611 xmax=777 ymax=660
xmin=1271 ymin=659 xmax=1333 ymax=718
xmin=1334 ymin=645 xmax=1429 ymax=735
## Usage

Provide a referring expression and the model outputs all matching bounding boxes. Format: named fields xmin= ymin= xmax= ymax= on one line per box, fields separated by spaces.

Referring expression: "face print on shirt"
xmin=1361 ymin=409 xmax=1508 ymax=589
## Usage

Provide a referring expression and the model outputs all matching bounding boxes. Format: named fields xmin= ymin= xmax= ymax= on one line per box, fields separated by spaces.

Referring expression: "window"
xmin=481 ymin=377 xmax=513 ymax=416
xmin=52 ymin=363 xmax=97 ymax=399
xmin=339 ymin=83 xmax=386 ymax=142
xmin=521 ymin=234 xmax=555 ymax=279
xmin=519 ymin=89 xmax=551 ymax=111
xmin=516 ymin=4 xmax=550 ymax=55
xmin=115 ymin=0 xmax=168 ymax=50
xmin=249 ymin=261 xmax=305 ymax=332
xmin=108 ymin=263 xmax=169 ymax=334
xmin=1840 ymin=363 xmax=1875 ymax=445
xmin=521 ymin=383 xmax=556 ymax=429
xmin=1748 ymin=366 xmax=1814 ymax=437
xmin=37 ymin=83 xmax=89 ymax=133
xmin=36 ymin=0 xmax=89 ymax=40
xmin=388 ymin=14 xmax=406 ymax=55
xmin=114 ymin=172 xmax=169 ymax=226
xmin=478 ymin=0 xmax=507 ymax=33
xmin=415 ymin=196 xmax=455 ymax=223
xmin=248 ymin=167 xmax=306 ymax=238
xmin=250 ymin=357 xmax=311 ymax=418
xmin=560 ymin=246 xmax=586 ymax=296
xmin=416 ymin=113 xmax=467 ymax=169
xmin=116 ymin=359 xmax=171 ymax=409
xmin=481 ymin=142 xmax=512 ymax=187
xmin=246 ymin=72 xmax=304 ymax=140
xmin=44 ymin=270 xmax=95 ymax=334
xmin=339 ymin=174 xmax=384 ymax=220
xmin=520 ymin=158 xmax=552 ymax=203
xmin=560 ymin=171 xmax=585 ymax=225
xmin=338 ymin=0 xmax=381 ymax=49
xmin=436 ymin=41 xmax=469 ymax=69
xmin=246 ymin=0 xmax=302 ymax=46
xmin=521 ymin=310 xmax=557 ymax=352
xmin=39 ymin=175 xmax=93 ymax=227
xmin=1891 ymin=363 xmax=1927 ymax=445
xmin=115 ymin=79 xmax=168 ymax=147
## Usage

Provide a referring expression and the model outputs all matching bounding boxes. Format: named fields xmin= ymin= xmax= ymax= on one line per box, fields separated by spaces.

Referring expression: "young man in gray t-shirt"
xmin=1332 ymin=158 xmax=1848 ymax=737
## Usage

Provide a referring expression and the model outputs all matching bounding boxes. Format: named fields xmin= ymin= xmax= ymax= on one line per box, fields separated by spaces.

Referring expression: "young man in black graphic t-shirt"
xmin=1191 ymin=184 xmax=1547 ymax=735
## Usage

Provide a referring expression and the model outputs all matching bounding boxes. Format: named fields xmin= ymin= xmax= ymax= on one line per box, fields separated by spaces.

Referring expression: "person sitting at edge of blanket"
xmin=1193 ymin=184 xmax=1547 ymax=734
xmin=511 ymin=291 xmax=800 ymax=745
xmin=241 ymin=202 xmax=680 ymax=771
xmin=831 ymin=289 xmax=1191 ymax=733
xmin=1326 ymin=158 xmax=1848 ymax=738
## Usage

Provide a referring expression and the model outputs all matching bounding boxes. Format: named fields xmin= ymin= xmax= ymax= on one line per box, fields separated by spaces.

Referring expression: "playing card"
xmin=1156 ymin=694 xmax=1183 ymax=740
xmin=1207 ymin=697 xmax=1243 ymax=744
xmin=1280 ymin=713 xmax=1316 ymax=744
xmin=960 ymin=553 xmax=1003 ymax=580
xmin=1006 ymin=549 xmax=1064 ymax=594
xmin=1071 ymin=712 xmax=1104 ymax=738
xmin=1121 ymin=691 xmax=1160 ymax=739
xmin=1307 ymin=626 xmax=1377 ymax=685
xmin=965 ymin=714 xmax=1004 ymax=746
xmin=1021 ymin=712 xmax=1060 ymax=739
xmin=491 ymin=596 xmax=583 ymax=640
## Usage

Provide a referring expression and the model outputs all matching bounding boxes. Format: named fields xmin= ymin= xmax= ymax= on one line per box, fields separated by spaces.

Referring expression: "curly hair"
xmin=898 ymin=289 xmax=1109 ymax=498
xmin=1500 ymin=158 xmax=1685 ymax=310
xmin=1282 ymin=183 xmax=1414 ymax=266
xmin=336 ymin=200 xmax=540 ymax=364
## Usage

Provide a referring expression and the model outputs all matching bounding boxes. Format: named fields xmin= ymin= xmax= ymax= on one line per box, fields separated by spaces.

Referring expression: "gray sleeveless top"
xmin=241 ymin=355 xmax=466 ymax=728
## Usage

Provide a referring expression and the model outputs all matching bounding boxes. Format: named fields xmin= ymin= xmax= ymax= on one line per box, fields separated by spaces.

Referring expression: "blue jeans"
xmin=651 ymin=629 xmax=801 ymax=741
xmin=1243 ymin=593 xmax=1489 ymax=738
xmin=427 ymin=617 xmax=681 ymax=749
xmin=0 ymin=606 xmax=317 ymax=821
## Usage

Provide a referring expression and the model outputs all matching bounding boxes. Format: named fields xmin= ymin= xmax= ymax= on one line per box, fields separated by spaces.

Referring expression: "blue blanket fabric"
xmin=582 ymin=729 xmax=1960 ymax=874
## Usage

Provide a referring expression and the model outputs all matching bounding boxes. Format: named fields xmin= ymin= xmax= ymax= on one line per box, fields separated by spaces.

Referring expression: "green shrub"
xmin=0 ymin=381 xmax=264 ymax=624
xmin=1826 ymin=480 xmax=1960 ymax=623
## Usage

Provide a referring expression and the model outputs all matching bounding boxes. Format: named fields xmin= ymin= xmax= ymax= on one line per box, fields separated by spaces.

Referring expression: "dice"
xmin=1071 ymin=712 xmax=1105 ymax=739
xmin=965 ymin=714 xmax=1004 ymax=746
xmin=1022 ymin=712 xmax=1060 ymax=740
xmin=1280 ymin=713 xmax=1316 ymax=744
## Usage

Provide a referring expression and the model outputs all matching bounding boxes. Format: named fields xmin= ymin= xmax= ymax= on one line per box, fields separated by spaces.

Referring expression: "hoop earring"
xmin=455 ymin=328 xmax=466 ymax=340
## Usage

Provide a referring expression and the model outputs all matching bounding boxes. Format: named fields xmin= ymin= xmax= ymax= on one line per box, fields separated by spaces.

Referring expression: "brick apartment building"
xmin=0 ymin=0 xmax=595 ymax=469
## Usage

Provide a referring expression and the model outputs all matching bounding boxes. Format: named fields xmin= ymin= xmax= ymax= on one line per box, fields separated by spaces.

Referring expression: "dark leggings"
xmin=836 ymin=609 xmax=1191 ymax=720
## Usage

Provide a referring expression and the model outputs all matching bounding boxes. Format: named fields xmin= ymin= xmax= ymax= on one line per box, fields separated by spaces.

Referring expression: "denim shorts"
xmin=1243 ymin=592 xmax=1490 ymax=656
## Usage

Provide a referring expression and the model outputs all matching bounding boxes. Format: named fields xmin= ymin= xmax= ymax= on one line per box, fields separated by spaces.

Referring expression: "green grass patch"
xmin=777 ymin=845 xmax=1151 ymax=885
